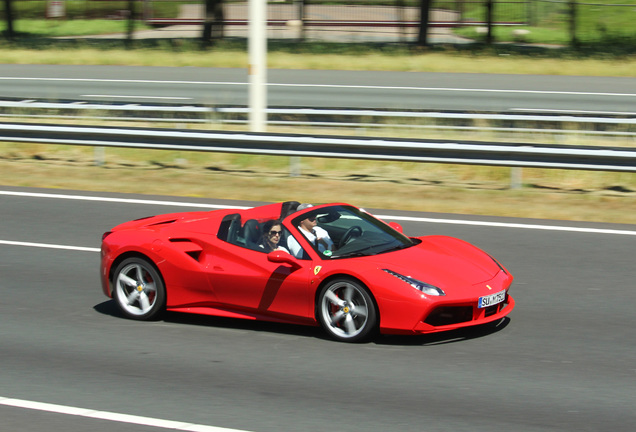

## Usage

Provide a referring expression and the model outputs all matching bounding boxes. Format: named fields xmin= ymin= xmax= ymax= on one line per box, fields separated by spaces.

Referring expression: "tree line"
xmin=1 ymin=0 xmax=498 ymax=46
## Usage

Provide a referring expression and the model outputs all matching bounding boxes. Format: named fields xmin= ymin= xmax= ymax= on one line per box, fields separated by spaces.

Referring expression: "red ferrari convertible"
xmin=100 ymin=201 xmax=514 ymax=342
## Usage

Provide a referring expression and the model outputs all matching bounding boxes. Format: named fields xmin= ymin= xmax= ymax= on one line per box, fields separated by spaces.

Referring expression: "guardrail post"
xmin=510 ymin=167 xmax=523 ymax=189
xmin=290 ymin=156 xmax=301 ymax=177
xmin=94 ymin=146 xmax=105 ymax=166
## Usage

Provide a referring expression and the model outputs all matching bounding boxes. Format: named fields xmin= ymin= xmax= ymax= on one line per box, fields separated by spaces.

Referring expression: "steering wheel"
xmin=338 ymin=225 xmax=362 ymax=248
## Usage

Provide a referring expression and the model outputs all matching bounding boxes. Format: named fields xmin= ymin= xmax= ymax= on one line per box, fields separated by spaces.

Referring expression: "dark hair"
xmin=260 ymin=219 xmax=283 ymax=252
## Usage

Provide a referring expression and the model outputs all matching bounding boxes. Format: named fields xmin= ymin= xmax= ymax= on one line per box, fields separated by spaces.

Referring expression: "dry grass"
xmin=268 ymin=53 xmax=636 ymax=76
xmin=1 ymin=46 xmax=636 ymax=76
xmin=2 ymin=142 xmax=635 ymax=224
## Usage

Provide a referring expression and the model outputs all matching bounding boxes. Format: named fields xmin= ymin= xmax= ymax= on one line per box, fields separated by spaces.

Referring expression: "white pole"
xmin=248 ymin=0 xmax=267 ymax=132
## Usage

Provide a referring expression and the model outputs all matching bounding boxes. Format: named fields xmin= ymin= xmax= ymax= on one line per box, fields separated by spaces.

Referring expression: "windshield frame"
xmin=289 ymin=205 xmax=415 ymax=260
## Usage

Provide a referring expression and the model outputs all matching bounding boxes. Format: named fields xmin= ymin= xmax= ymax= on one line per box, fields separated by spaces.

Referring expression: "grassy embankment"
xmin=1 ymin=12 xmax=635 ymax=224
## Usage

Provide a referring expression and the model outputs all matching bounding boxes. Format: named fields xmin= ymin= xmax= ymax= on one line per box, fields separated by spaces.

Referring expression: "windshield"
xmin=291 ymin=205 xmax=415 ymax=259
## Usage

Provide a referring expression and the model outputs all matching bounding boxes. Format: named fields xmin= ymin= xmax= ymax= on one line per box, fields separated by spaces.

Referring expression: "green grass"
xmin=1 ymin=0 xmax=179 ymax=19
xmin=454 ymin=0 xmax=636 ymax=41
xmin=0 ymin=19 xmax=152 ymax=37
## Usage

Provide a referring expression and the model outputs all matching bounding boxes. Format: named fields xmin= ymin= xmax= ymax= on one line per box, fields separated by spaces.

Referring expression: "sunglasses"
xmin=269 ymin=230 xmax=282 ymax=236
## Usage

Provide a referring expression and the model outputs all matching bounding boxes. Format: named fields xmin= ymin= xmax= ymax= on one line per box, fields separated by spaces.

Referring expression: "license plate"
xmin=478 ymin=290 xmax=506 ymax=308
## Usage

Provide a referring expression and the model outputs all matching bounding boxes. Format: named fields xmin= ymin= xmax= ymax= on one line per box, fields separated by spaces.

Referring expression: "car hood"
xmin=361 ymin=235 xmax=503 ymax=289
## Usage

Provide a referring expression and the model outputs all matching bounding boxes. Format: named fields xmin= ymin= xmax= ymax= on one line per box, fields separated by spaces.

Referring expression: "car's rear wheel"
xmin=317 ymin=278 xmax=377 ymax=342
xmin=112 ymin=257 xmax=165 ymax=320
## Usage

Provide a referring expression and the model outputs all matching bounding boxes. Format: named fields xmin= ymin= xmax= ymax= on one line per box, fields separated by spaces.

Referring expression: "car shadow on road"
xmin=94 ymin=300 xmax=510 ymax=345
xmin=375 ymin=318 xmax=511 ymax=346
xmin=93 ymin=299 xmax=326 ymax=338
xmin=163 ymin=310 xmax=327 ymax=339
xmin=94 ymin=299 xmax=122 ymax=317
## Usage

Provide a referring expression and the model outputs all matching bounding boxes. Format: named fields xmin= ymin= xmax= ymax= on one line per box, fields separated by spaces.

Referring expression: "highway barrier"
xmin=1 ymin=122 xmax=634 ymax=173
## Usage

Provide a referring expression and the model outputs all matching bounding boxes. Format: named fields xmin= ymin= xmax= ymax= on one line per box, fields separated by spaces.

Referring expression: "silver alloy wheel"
xmin=113 ymin=258 xmax=164 ymax=320
xmin=318 ymin=279 xmax=376 ymax=342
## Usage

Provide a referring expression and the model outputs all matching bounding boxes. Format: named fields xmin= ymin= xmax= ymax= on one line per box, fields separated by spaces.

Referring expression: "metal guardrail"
xmin=2 ymin=100 xmax=635 ymax=137
xmin=1 ymin=122 xmax=635 ymax=172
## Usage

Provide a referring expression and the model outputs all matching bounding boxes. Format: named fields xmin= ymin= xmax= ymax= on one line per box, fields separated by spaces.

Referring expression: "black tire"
xmin=317 ymin=278 xmax=377 ymax=342
xmin=112 ymin=257 xmax=166 ymax=321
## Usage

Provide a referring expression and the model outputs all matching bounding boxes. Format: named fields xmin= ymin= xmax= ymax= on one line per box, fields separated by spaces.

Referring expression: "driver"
xmin=288 ymin=203 xmax=334 ymax=258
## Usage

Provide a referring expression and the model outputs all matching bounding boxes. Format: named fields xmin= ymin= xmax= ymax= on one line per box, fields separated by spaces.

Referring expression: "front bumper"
xmin=412 ymin=293 xmax=515 ymax=334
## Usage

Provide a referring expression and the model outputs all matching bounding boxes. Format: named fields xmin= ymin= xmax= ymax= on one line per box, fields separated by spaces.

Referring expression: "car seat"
xmin=243 ymin=219 xmax=262 ymax=251
xmin=280 ymin=201 xmax=300 ymax=220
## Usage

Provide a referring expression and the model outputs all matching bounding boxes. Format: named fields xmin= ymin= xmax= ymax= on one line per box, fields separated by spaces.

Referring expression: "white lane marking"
xmin=511 ymin=108 xmax=636 ymax=116
xmin=1 ymin=77 xmax=635 ymax=97
xmin=0 ymin=397 xmax=251 ymax=432
xmin=271 ymin=84 xmax=636 ymax=98
xmin=0 ymin=77 xmax=245 ymax=86
xmin=81 ymin=94 xmax=192 ymax=100
xmin=0 ymin=190 xmax=250 ymax=209
xmin=1 ymin=190 xmax=635 ymax=237
xmin=0 ymin=240 xmax=100 ymax=252
xmin=374 ymin=215 xmax=636 ymax=236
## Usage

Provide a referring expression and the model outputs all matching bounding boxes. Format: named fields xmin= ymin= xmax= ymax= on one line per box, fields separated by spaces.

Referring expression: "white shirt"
xmin=288 ymin=226 xmax=334 ymax=258
xmin=259 ymin=243 xmax=290 ymax=254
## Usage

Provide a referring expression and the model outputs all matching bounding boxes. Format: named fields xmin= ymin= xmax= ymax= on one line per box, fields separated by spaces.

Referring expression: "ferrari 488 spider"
xmin=100 ymin=201 xmax=514 ymax=342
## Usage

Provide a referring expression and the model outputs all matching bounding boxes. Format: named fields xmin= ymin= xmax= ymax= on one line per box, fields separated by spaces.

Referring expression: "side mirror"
xmin=389 ymin=222 xmax=403 ymax=233
xmin=267 ymin=250 xmax=302 ymax=269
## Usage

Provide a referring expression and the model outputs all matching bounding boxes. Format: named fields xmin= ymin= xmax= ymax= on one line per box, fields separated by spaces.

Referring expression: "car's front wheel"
xmin=317 ymin=278 xmax=377 ymax=342
xmin=112 ymin=257 xmax=165 ymax=320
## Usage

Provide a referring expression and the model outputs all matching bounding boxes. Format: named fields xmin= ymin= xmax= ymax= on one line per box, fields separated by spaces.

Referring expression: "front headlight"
xmin=383 ymin=269 xmax=446 ymax=296
xmin=488 ymin=254 xmax=508 ymax=275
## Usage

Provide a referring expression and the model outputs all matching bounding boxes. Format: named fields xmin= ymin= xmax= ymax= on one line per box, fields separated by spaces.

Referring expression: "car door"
xmin=207 ymin=241 xmax=315 ymax=321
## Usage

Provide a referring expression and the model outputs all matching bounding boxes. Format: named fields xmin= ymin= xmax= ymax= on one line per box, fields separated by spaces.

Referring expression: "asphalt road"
xmin=1 ymin=186 xmax=635 ymax=432
xmin=2 ymin=64 xmax=636 ymax=112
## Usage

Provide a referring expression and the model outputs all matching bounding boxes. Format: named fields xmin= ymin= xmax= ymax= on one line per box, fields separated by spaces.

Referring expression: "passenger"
xmin=288 ymin=203 xmax=334 ymax=258
xmin=259 ymin=220 xmax=290 ymax=253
